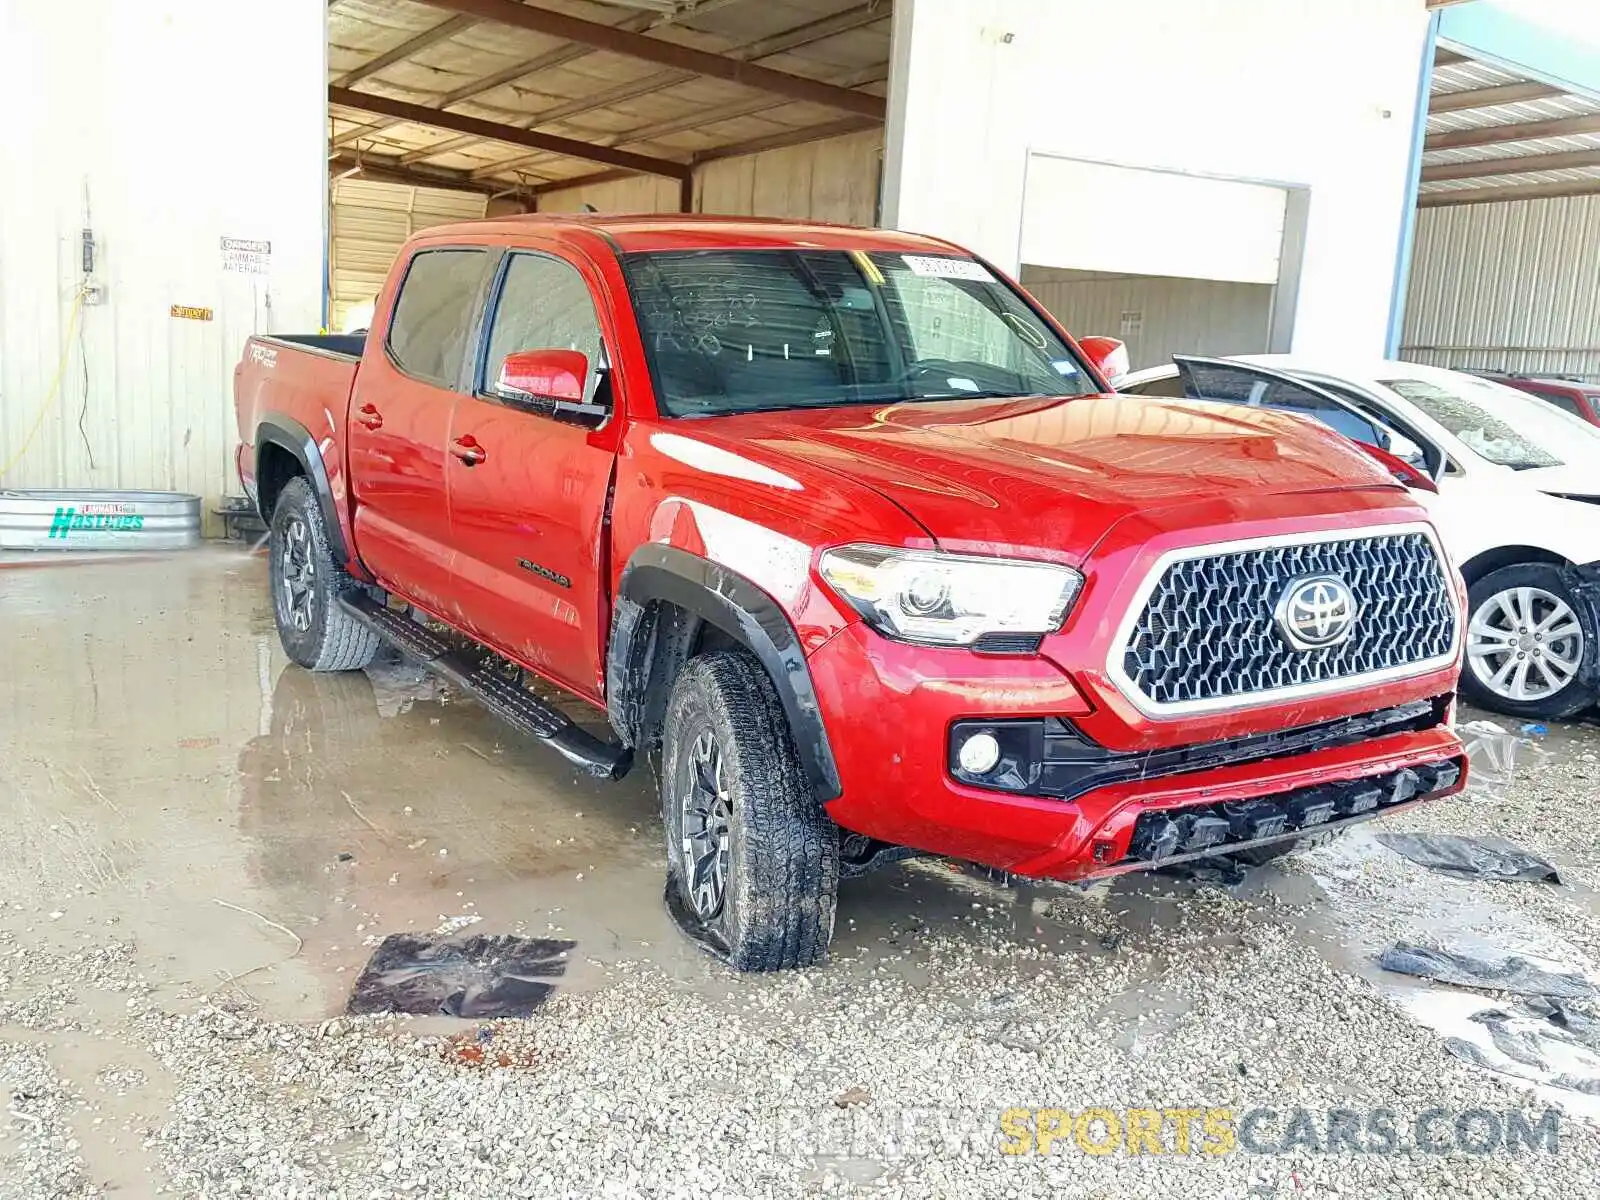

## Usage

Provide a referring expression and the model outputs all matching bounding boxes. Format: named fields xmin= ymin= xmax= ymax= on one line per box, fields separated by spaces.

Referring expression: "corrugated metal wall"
xmin=329 ymin=180 xmax=487 ymax=331
xmin=696 ymin=130 xmax=882 ymax=225
xmin=0 ymin=0 xmax=325 ymax=521
xmin=1403 ymin=196 xmax=1600 ymax=382
xmin=538 ymin=130 xmax=883 ymax=226
xmin=538 ymin=174 xmax=682 ymax=216
xmin=1020 ymin=267 xmax=1275 ymax=370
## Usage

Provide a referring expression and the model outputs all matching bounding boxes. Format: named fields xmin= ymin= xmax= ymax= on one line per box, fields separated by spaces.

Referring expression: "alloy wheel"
xmin=680 ymin=729 xmax=732 ymax=919
xmin=1467 ymin=585 xmax=1583 ymax=702
xmin=278 ymin=517 xmax=318 ymax=633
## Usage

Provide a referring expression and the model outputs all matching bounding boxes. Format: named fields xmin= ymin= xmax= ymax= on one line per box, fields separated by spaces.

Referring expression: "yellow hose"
xmin=0 ymin=291 xmax=88 ymax=483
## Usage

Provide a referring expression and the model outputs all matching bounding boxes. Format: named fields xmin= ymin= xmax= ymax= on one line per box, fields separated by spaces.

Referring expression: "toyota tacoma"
xmin=234 ymin=215 xmax=1468 ymax=970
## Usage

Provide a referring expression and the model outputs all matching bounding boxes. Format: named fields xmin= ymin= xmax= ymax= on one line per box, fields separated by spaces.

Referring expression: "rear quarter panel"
xmin=234 ymin=336 xmax=360 ymax=567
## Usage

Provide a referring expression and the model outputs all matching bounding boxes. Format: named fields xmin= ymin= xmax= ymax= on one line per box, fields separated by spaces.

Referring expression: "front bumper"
xmin=811 ymin=622 xmax=1467 ymax=880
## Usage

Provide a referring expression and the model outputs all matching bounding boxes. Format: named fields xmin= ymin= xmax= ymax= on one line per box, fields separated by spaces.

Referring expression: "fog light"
xmin=957 ymin=731 xmax=1002 ymax=775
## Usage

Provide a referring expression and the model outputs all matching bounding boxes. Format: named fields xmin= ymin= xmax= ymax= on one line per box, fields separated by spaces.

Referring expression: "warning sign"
xmin=221 ymin=237 xmax=272 ymax=275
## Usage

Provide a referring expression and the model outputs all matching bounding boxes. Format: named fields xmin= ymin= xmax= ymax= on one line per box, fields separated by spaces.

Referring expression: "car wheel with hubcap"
xmin=661 ymin=650 xmax=839 ymax=971
xmin=1462 ymin=563 xmax=1597 ymax=720
xmin=268 ymin=476 xmax=381 ymax=673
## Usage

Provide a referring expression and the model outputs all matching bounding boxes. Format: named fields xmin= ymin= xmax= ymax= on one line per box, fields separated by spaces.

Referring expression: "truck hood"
xmin=708 ymin=394 xmax=1403 ymax=557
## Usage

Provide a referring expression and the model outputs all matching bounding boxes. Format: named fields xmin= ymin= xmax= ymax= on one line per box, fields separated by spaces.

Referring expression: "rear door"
xmin=348 ymin=246 xmax=492 ymax=614
xmin=446 ymin=247 xmax=619 ymax=700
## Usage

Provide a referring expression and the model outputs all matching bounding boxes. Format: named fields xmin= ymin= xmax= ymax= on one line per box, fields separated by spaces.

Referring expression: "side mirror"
xmin=495 ymin=348 xmax=589 ymax=407
xmin=1077 ymin=336 xmax=1130 ymax=387
xmin=1354 ymin=441 xmax=1439 ymax=494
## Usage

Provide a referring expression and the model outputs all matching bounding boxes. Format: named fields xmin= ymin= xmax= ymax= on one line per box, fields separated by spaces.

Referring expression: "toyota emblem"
xmin=1275 ymin=574 xmax=1359 ymax=651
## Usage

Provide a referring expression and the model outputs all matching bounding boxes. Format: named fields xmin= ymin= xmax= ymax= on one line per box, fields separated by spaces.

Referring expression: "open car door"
xmin=1172 ymin=356 xmax=1438 ymax=493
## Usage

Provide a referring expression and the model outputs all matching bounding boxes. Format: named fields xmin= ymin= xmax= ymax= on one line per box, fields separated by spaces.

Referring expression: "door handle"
xmin=356 ymin=403 xmax=384 ymax=430
xmin=451 ymin=436 xmax=486 ymax=467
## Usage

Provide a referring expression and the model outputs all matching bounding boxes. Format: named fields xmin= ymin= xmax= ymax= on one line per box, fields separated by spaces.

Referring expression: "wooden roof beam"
xmin=415 ymin=0 xmax=887 ymax=119
xmin=329 ymin=86 xmax=691 ymax=179
xmin=1422 ymin=148 xmax=1600 ymax=182
xmin=405 ymin=2 xmax=887 ymax=167
xmin=1428 ymin=81 xmax=1563 ymax=113
xmin=470 ymin=62 xmax=887 ymax=180
xmin=1420 ymin=178 xmax=1600 ymax=206
xmin=1425 ymin=112 xmax=1600 ymax=152
xmin=329 ymin=153 xmax=527 ymax=196
xmin=330 ymin=11 xmax=661 ymax=151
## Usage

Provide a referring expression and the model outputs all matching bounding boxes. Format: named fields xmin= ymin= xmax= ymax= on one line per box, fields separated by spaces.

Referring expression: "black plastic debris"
xmin=1155 ymin=856 xmax=1248 ymax=887
xmin=1443 ymin=1000 xmax=1600 ymax=1097
xmin=347 ymin=933 xmax=575 ymax=1018
xmin=1374 ymin=832 xmax=1561 ymax=884
xmin=1379 ymin=940 xmax=1595 ymax=999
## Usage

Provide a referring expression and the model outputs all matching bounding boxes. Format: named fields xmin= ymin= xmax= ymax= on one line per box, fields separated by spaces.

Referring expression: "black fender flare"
xmin=607 ymin=544 xmax=841 ymax=803
xmin=255 ymin=413 xmax=351 ymax=565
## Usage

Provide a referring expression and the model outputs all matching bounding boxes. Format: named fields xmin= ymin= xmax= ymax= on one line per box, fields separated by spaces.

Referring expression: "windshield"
xmin=621 ymin=249 xmax=1094 ymax=417
xmin=1380 ymin=374 xmax=1600 ymax=469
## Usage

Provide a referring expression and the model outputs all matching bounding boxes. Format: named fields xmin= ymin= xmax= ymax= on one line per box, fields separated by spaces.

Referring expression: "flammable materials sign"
xmin=221 ymin=236 xmax=272 ymax=275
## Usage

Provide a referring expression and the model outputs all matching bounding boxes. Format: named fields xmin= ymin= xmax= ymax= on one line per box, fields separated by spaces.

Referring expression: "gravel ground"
xmin=5 ymin=708 xmax=1600 ymax=1199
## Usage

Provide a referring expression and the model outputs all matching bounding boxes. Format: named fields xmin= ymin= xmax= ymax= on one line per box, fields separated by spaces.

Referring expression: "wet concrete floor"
xmin=0 ymin=547 xmax=1181 ymax=1025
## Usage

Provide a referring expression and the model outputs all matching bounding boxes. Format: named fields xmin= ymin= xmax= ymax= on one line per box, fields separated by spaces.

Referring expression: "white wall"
xmin=0 ymin=0 xmax=326 ymax=513
xmin=884 ymin=0 xmax=1429 ymax=357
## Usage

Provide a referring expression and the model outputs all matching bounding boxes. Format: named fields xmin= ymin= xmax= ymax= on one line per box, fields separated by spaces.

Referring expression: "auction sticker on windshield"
xmin=902 ymin=255 xmax=994 ymax=282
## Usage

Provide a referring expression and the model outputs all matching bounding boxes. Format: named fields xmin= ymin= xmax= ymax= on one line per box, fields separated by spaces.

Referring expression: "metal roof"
xmin=1421 ymin=41 xmax=1600 ymax=207
xmin=326 ymin=0 xmax=892 ymax=205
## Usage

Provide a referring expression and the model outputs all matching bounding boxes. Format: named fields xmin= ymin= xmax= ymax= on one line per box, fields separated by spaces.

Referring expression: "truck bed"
xmin=233 ymin=333 xmax=366 ymax=555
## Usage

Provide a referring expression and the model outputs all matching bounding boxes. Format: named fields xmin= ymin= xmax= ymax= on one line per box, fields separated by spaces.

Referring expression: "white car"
xmin=1117 ymin=354 xmax=1600 ymax=720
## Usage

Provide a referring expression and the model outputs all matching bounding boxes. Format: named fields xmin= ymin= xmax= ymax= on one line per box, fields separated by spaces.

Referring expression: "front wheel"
xmin=268 ymin=476 xmax=380 ymax=673
xmin=661 ymin=651 xmax=840 ymax=971
xmin=1462 ymin=563 xmax=1597 ymax=720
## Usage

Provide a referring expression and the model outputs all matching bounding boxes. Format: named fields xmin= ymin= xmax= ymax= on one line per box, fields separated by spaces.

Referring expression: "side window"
xmin=386 ymin=249 xmax=488 ymax=387
xmin=1259 ymin=382 xmax=1389 ymax=447
xmin=1313 ymin=381 xmax=1431 ymax=467
xmin=483 ymin=253 xmax=604 ymax=403
xmin=1524 ymin=385 xmax=1586 ymax=418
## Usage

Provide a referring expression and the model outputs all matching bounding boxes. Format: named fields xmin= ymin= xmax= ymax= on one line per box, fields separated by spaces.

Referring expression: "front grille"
xmin=1119 ymin=530 xmax=1457 ymax=711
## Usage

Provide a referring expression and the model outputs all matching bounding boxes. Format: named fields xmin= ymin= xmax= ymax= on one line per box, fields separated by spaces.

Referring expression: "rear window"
xmin=386 ymin=249 xmax=488 ymax=387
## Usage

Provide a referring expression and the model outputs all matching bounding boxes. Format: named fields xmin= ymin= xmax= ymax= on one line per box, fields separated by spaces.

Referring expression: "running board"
xmin=337 ymin=593 xmax=632 ymax=781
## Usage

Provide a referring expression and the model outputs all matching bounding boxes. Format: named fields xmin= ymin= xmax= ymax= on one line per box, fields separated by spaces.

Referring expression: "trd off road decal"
xmin=48 ymin=505 xmax=146 ymax=539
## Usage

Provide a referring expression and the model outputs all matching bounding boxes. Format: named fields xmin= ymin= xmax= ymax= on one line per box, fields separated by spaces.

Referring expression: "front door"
xmin=348 ymin=246 xmax=492 ymax=615
xmin=446 ymin=248 xmax=618 ymax=700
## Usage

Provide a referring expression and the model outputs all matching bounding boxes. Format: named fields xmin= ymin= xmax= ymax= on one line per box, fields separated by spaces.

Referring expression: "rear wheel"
xmin=661 ymin=651 xmax=839 ymax=971
xmin=1462 ymin=563 xmax=1597 ymax=720
xmin=268 ymin=476 xmax=380 ymax=673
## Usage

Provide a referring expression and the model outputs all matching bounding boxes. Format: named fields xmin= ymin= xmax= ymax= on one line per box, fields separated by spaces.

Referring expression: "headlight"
xmin=818 ymin=544 xmax=1082 ymax=646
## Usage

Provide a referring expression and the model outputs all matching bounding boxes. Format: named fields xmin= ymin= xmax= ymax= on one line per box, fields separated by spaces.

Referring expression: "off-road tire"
xmin=268 ymin=476 xmax=380 ymax=672
xmin=1461 ymin=563 xmax=1598 ymax=721
xmin=661 ymin=650 xmax=840 ymax=971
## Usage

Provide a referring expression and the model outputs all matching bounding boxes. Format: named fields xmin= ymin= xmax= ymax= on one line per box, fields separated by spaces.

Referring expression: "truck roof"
xmin=418 ymin=212 xmax=967 ymax=256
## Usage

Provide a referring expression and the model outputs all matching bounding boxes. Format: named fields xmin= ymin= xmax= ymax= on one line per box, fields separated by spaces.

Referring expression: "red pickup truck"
xmin=235 ymin=215 xmax=1467 ymax=971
